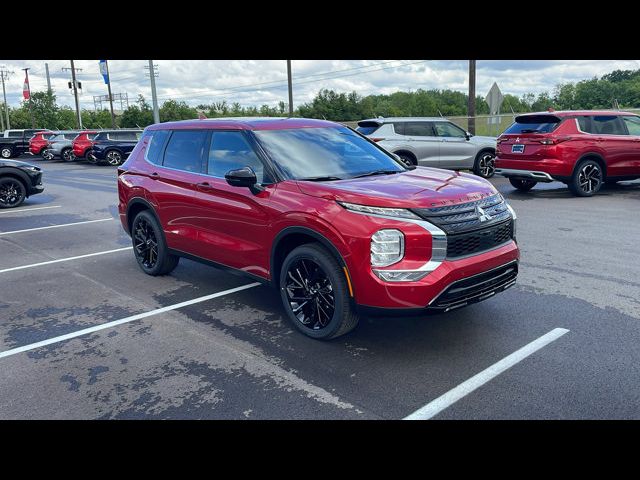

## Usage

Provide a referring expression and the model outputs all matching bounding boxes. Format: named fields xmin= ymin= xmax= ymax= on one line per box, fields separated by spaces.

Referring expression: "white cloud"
xmin=1 ymin=59 xmax=639 ymax=111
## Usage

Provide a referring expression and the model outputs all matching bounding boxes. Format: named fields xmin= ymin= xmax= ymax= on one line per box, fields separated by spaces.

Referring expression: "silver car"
xmin=356 ymin=117 xmax=497 ymax=178
xmin=42 ymin=131 xmax=81 ymax=162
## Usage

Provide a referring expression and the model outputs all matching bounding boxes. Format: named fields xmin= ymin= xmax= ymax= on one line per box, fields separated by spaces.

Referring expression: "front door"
xmin=433 ymin=121 xmax=477 ymax=169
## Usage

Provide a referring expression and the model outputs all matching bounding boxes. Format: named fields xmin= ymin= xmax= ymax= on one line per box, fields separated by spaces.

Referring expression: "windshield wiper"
xmin=298 ymin=176 xmax=343 ymax=182
xmin=352 ymin=169 xmax=402 ymax=178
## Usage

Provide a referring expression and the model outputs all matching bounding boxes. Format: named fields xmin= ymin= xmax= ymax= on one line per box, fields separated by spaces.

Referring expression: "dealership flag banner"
xmin=23 ymin=74 xmax=30 ymax=100
xmin=99 ymin=60 xmax=110 ymax=85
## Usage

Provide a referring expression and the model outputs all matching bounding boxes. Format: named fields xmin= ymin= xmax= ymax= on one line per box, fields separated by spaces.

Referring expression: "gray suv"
xmin=43 ymin=131 xmax=81 ymax=162
xmin=356 ymin=117 xmax=497 ymax=178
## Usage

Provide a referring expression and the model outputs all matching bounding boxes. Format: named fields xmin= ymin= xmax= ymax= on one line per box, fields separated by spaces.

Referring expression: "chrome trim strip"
xmin=495 ymin=168 xmax=554 ymax=182
xmin=344 ymin=209 xmax=447 ymax=279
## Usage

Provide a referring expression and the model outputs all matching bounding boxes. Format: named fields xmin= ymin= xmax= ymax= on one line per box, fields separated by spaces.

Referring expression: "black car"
xmin=0 ymin=159 xmax=44 ymax=208
xmin=88 ymin=130 xmax=142 ymax=166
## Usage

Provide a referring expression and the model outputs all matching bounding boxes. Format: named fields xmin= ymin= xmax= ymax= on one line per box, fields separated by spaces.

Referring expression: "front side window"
xmin=622 ymin=116 xmax=640 ymax=136
xmin=254 ymin=126 xmax=405 ymax=180
xmin=162 ymin=130 xmax=207 ymax=173
xmin=434 ymin=121 xmax=466 ymax=138
xmin=207 ymin=131 xmax=267 ymax=183
xmin=145 ymin=130 xmax=170 ymax=165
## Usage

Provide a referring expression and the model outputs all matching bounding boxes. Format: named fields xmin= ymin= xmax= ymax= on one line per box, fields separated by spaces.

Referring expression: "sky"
xmin=1 ymin=60 xmax=640 ymax=111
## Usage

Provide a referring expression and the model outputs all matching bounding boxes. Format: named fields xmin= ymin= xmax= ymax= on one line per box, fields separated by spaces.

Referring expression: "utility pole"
xmin=22 ymin=68 xmax=35 ymax=128
xmin=45 ymin=63 xmax=52 ymax=94
xmin=103 ymin=60 xmax=116 ymax=128
xmin=0 ymin=99 xmax=4 ymax=131
xmin=63 ymin=60 xmax=83 ymax=129
xmin=468 ymin=60 xmax=476 ymax=135
xmin=146 ymin=60 xmax=160 ymax=124
xmin=286 ymin=60 xmax=293 ymax=117
xmin=0 ymin=66 xmax=12 ymax=129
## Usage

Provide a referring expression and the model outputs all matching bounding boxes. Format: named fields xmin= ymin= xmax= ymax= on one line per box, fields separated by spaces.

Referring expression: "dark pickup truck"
xmin=1 ymin=129 xmax=48 ymax=159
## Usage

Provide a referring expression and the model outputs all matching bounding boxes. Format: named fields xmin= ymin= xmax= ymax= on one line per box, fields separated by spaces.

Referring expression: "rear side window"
xmin=504 ymin=115 xmax=561 ymax=134
xmin=145 ymin=130 xmax=170 ymax=165
xmin=404 ymin=122 xmax=435 ymax=137
xmin=207 ymin=131 xmax=267 ymax=183
xmin=356 ymin=122 xmax=381 ymax=136
xmin=578 ymin=116 xmax=626 ymax=135
xmin=8 ymin=131 xmax=22 ymax=137
xmin=623 ymin=116 xmax=640 ymax=136
xmin=163 ymin=130 xmax=207 ymax=172
xmin=392 ymin=123 xmax=406 ymax=135
xmin=64 ymin=134 xmax=77 ymax=140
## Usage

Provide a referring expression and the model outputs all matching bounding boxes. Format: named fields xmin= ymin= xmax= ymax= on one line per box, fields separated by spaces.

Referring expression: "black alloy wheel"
xmin=131 ymin=210 xmax=179 ymax=275
xmin=0 ymin=177 xmax=26 ymax=208
xmin=280 ymin=243 xmax=359 ymax=340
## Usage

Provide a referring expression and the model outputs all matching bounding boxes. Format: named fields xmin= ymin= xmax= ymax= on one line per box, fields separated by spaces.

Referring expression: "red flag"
xmin=23 ymin=75 xmax=30 ymax=100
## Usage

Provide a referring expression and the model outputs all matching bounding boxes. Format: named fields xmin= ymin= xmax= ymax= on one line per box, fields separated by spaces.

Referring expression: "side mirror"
xmin=225 ymin=166 xmax=264 ymax=194
xmin=465 ymin=132 xmax=473 ymax=140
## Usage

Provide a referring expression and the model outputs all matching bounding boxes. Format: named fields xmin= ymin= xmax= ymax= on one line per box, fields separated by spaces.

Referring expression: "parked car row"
xmin=2 ymin=128 xmax=142 ymax=166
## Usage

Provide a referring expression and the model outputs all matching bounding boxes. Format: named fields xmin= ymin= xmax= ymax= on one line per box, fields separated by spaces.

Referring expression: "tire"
xmin=279 ymin=243 xmax=359 ymax=340
xmin=106 ymin=150 xmax=123 ymax=166
xmin=1 ymin=147 xmax=14 ymax=159
xmin=473 ymin=150 xmax=495 ymax=178
xmin=396 ymin=152 xmax=416 ymax=167
xmin=131 ymin=210 xmax=179 ymax=276
xmin=509 ymin=177 xmax=537 ymax=192
xmin=61 ymin=148 xmax=75 ymax=162
xmin=0 ymin=177 xmax=26 ymax=208
xmin=86 ymin=151 xmax=97 ymax=164
xmin=568 ymin=158 xmax=603 ymax=197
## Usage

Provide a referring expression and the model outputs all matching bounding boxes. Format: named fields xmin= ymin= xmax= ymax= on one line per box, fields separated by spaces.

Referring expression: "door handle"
xmin=150 ymin=172 xmax=159 ymax=179
xmin=196 ymin=182 xmax=214 ymax=191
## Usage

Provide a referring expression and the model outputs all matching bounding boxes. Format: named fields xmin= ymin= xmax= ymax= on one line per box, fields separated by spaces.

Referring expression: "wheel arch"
xmin=392 ymin=149 xmax=417 ymax=165
xmin=126 ymin=197 xmax=161 ymax=235
xmin=575 ymin=152 xmax=607 ymax=178
xmin=271 ymin=226 xmax=351 ymax=292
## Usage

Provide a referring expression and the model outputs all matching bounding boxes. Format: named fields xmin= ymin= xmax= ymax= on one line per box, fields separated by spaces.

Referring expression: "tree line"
xmin=2 ymin=68 xmax=640 ymax=130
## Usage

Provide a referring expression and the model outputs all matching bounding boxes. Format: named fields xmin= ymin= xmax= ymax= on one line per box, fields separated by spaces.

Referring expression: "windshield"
xmin=253 ymin=127 xmax=405 ymax=181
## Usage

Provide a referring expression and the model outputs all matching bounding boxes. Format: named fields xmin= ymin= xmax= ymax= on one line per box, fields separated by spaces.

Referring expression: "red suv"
xmin=29 ymin=130 xmax=55 ymax=157
xmin=72 ymin=130 xmax=98 ymax=159
xmin=495 ymin=110 xmax=640 ymax=196
xmin=117 ymin=118 xmax=519 ymax=339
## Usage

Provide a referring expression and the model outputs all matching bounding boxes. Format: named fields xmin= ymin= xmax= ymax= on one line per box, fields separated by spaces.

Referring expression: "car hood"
xmin=0 ymin=159 xmax=39 ymax=169
xmin=296 ymin=167 xmax=498 ymax=209
xmin=469 ymin=135 xmax=497 ymax=146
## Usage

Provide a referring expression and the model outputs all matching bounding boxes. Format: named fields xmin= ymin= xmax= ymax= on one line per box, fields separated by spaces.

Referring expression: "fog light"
xmin=373 ymin=270 xmax=428 ymax=282
xmin=370 ymin=229 xmax=404 ymax=267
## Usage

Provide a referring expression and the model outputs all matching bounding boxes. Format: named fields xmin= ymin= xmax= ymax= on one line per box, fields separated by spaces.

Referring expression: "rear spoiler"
xmin=514 ymin=114 xmax=562 ymax=124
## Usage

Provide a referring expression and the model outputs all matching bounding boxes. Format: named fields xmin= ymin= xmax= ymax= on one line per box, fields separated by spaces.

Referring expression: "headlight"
xmin=371 ymin=229 xmax=404 ymax=267
xmin=506 ymin=203 xmax=517 ymax=239
xmin=21 ymin=166 xmax=40 ymax=172
xmin=339 ymin=201 xmax=420 ymax=220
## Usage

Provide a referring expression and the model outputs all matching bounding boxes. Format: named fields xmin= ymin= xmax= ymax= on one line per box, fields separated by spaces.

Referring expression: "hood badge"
xmin=476 ymin=206 xmax=492 ymax=222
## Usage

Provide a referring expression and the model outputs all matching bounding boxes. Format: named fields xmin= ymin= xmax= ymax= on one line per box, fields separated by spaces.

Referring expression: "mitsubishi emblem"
xmin=515 ymin=137 xmax=520 ymax=143
xmin=476 ymin=206 xmax=492 ymax=222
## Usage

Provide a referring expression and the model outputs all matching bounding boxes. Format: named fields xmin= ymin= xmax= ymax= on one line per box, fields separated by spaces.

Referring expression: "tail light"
xmin=537 ymin=136 xmax=573 ymax=145
xmin=370 ymin=137 xmax=385 ymax=142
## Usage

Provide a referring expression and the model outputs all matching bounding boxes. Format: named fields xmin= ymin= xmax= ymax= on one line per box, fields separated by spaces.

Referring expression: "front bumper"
xmin=495 ymin=168 xmax=554 ymax=183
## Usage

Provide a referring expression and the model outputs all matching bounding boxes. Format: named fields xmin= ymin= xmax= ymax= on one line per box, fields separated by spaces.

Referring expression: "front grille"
xmin=447 ymin=220 xmax=513 ymax=259
xmin=412 ymin=193 xmax=511 ymax=234
xmin=430 ymin=262 xmax=518 ymax=311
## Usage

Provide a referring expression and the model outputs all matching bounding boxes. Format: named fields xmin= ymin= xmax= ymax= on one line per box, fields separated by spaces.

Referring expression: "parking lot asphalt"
xmin=1 ymin=156 xmax=639 ymax=419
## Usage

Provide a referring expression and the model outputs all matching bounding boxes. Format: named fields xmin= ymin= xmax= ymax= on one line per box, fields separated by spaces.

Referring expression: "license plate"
xmin=511 ymin=144 xmax=525 ymax=153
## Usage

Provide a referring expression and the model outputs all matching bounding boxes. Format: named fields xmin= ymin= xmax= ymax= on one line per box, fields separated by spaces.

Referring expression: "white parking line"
xmin=403 ymin=328 xmax=570 ymax=420
xmin=0 ymin=247 xmax=133 ymax=274
xmin=0 ymin=282 xmax=261 ymax=361
xmin=0 ymin=218 xmax=113 ymax=236
xmin=0 ymin=205 xmax=62 ymax=215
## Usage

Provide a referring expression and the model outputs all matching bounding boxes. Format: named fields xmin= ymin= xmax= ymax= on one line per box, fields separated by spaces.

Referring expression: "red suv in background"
xmin=495 ymin=110 xmax=640 ymax=196
xmin=117 ymin=118 xmax=519 ymax=339
xmin=29 ymin=130 xmax=55 ymax=156
xmin=72 ymin=130 xmax=98 ymax=159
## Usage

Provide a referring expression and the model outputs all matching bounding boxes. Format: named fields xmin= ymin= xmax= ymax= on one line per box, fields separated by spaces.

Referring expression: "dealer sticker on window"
xmin=511 ymin=144 xmax=525 ymax=153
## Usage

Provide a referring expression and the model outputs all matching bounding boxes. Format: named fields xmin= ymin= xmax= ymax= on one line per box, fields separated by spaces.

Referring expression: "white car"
xmin=356 ymin=117 xmax=497 ymax=178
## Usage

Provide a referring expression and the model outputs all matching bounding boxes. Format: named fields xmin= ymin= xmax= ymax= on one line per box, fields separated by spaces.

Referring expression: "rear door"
xmin=583 ymin=115 xmax=632 ymax=176
xmin=620 ymin=115 xmax=640 ymax=175
xmin=404 ymin=121 xmax=439 ymax=166
xmin=433 ymin=121 xmax=477 ymax=168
